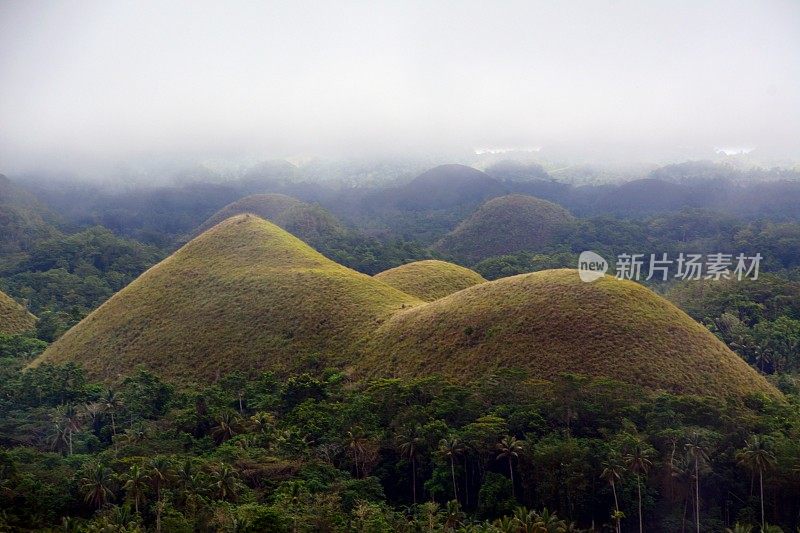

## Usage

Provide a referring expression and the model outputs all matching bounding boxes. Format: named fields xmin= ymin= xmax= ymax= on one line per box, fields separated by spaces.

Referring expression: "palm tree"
xmin=80 ymin=463 xmax=114 ymax=508
xmin=346 ymin=426 xmax=368 ymax=478
xmin=623 ymin=439 xmax=653 ymax=533
xmin=122 ymin=464 xmax=150 ymax=513
xmin=600 ymin=458 xmax=625 ymax=533
xmin=211 ymin=463 xmax=239 ymax=501
xmin=496 ymin=435 xmax=524 ymax=498
xmin=724 ymin=524 xmax=753 ymax=533
xmin=736 ymin=435 xmax=776 ymax=531
xmin=684 ymin=432 xmax=710 ymax=533
xmin=102 ymin=389 xmax=123 ymax=436
xmin=397 ymin=426 xmax=424 ymax=504
xmin=148 ymin=456 xmax=173 ymax=502
xmin=439 ymin=436 xmax=465 ymax=502
xmin=533 ymin=507 xmax=567 ymax=533
xmin=53 ymin=404 xmax=83 ymax=455
xmin=211 ymin=411 xmax=241 ymax=444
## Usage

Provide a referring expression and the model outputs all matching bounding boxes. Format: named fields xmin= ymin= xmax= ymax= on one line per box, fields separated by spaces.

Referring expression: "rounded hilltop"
xmin=0 ymin=289 xmax=36 ymax=334
xmin=194 ymin=194 xmax=346 ymax=245
xmin=32 ymin=217 xmax=778 ymax=401
xmin=363 ymin=269 xmax=777 ymax=399
xmin=374 ymin=260 xmax=486 ymax=301
xmin=32 ymin=214 xmax=421 ymax=383
xmin=436 ymin=194 xmax=576 ymax=263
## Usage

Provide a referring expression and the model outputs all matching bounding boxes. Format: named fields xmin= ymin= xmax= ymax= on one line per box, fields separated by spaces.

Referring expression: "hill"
xmin=194 ymin=194 xmax=305 ymax=234
xmin=395 ymin=164 xmax=505 ymax=210
xmin=0 ymin=174 xmax=59 ymax=261
xmin=194 ymin=194 xmax=347 ymax=245
xmin=32 ymin=215 xmax=421 ymax=383
xmin=435 ymin=195 xmax=575 ymax=263
xmin=374 ymin=260 xmax=486 ymax=301
xmin=362 ymin=269 xmax=777 ymax=399
xmin=32 ymin=219 xmax=776 ymax=400
xmin=0 ymin=289 xmax=36 ymax=334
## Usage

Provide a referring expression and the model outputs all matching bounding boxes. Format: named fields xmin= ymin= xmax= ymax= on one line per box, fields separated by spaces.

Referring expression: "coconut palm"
xmin=684 ymin=431 xmax=710 ymax=533
xmin=346 ymin=426 xmax=369 ymax=478
xmin=623 ymin=439 xmax=653 ymax=533
xmin=736 ymin=435 xmax=776 ymax=531
xmin=496 ymin=435 xmax=524 ymax=498
xmin=533 ymin=507 xmax=567 ymax=533
xmin=102 ymin=389 xmax=123 ymax=436
xmin=211 ymin=463 xmax=239 ymax=501
xmin=211 ymin=411 xmax=241 ymax=444
xmin=80 ymin=463 xmax=115 ymax=508
xmin=600 ymin=458 xmax=625 ymax=533
xmin=53 ymin=404 xmax=83 ymax=455
xmin=439 ymin=436 xmax=465 ymax=502
xmin=122 ymin=464 xmax=150 ymax=513
xmin=398 ymin=426 xmax=424 ymax=504
xmin=724 ymin=524 xmax=753 ymax=533
xmin=148 ymin=456 xmax=174 ymax=502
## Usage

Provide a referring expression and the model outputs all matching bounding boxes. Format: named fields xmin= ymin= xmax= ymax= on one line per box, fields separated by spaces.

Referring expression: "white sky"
xmin=1 ymin=0 xmax=798 ymax=173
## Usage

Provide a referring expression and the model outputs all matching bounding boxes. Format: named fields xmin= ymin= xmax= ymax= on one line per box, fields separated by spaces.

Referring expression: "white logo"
xmin=578 ymin=251 xmax=608 ymax=282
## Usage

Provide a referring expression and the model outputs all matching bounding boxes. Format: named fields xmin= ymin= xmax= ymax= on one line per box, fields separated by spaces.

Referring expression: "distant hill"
xmin=374 ymin=260 xmax=485 ymax=301
xmin=436 ymin=195 xmax=575 ymax=263
xmin=0 ymin=174 xmax=59 ymax=259
xmin=0 ymin=289 xmax=36 ymax=334
xmin=364 ymin=269 xmax=777 ymax=399
xmin=194 ymin=194 xmax=346 ymax=246
xmin=32 ymin=215 xmax=421 ymax=383
xmin=394 ymin=164 xmax=505 ymax=210
xmin=589 ymin=178 xmax=696 ymax=216
xmin=484 ymin=160 xmax=550 ymax=181
xmin=31 ymin=217 xmax=777 ymax=400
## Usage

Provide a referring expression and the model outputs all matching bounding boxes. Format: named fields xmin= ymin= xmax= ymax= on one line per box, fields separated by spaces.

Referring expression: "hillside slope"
xmin=33 ymin=215 xmax=421 ymax=383
xmin=0 ymin=289 xmax=36 ymax=334
xmin=436 ymin=195 xmax=575 ymax=263
xmin=193 ymin=193 xmax=347 ymax=248
xmin=395 ymin=164 xmax=505 ymax=210
xmin=363 ymin=269 xmax=776 ymax=399
xmin=374 ymin=260 xmax=486 ymax=301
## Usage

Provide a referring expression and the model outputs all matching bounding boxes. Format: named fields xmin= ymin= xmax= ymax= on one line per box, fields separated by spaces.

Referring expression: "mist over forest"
xmin=1 ymin=1 xmax=800 ymax=532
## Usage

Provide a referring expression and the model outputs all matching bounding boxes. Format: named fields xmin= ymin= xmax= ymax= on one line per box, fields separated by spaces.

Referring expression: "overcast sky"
xmin=1 ymin=0 xmax=798 ymax=173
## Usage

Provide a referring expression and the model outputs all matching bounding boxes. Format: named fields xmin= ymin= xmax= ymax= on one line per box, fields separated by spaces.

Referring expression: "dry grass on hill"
xmin=362 ymin=269 xmax=777 ymax=399
xmin=33 ymin=217 xmax=778 ymax=400
xmin=374 ymin=260 xmax=486 ymax=301
xmin=32 ymin=215 xmax=420 ymax=384
xmin=0 ymin=289 xmax=36 ymax=334
xmin=435 ymin=194 xmax=575 ymax=263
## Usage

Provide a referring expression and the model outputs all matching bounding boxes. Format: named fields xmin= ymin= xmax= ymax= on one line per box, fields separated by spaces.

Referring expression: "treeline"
xmin=0 ymin=344 xmax=798 ymax=531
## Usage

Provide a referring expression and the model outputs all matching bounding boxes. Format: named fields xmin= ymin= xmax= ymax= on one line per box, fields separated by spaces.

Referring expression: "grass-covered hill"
xmin=435 ymin=194 xmax=576 ymax=263
xmin=193 ymin=193 xmax=347 ymax=249
xmin=0 ymin=289 xmax=36 ymax=334
xmin=394 ymin=164 xmax=505 ymax=210
xmin=194 ymin=193 xmax=304 ymax=234
xmin=374 ymin=260 xmax=486 ymax=301
xmin=32 ymin=218 xmax=777 ymax=400
xmin=363 ymin=269 xmax=777 ymax=399
xmin=32 ymin=215 xmax=421 ymax=383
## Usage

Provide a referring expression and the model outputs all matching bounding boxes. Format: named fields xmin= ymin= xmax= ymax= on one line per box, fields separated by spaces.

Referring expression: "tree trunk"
xmin=508 ymin=457 xmax=515 ymax=498
xmin=464 ymin=457 xmax=469 ymax=507
xmin=637 ymin=474 xmax=643 ymax=533
xmin=760 ymin=469 xmax=765 ymax=531
xmin=611 ymin=480 xmax=620 ymax=533
xmin=111 ymin=412 xmax=116 ymax=436
xmin=695 ymin=456 xmax=700 ymax=533
xmin=411 ymin=456 xmax=417 ymax=504
xmin=450 ymin=457 xmax=458 ymax=502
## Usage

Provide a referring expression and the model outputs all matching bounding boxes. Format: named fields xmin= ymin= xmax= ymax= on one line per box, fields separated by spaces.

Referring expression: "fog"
xmin=1 ymin=0 xmax=799 ymax=176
